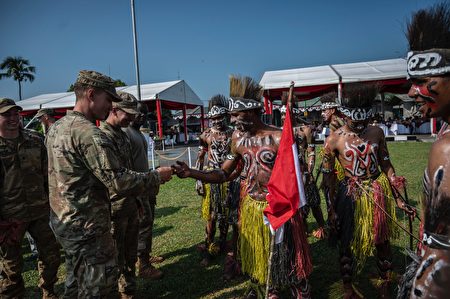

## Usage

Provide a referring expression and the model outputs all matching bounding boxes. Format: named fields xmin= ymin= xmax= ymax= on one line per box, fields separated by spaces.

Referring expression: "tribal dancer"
xmin=195 ymin=95 xmax=235 ymax=266
xmin=398 ymin=4 xmax=450 ymax=299
xmin=322 ymin=84 xmax=413 ymax=298
xmin=173 ymin=76 xmax=312 ymax=299
xmin=320 ymin=91 xmax=345 ymax=136
xmin=319 ymin=92 xmax=346 ymax=220
xmin=280 ymin=105 xmax=326 ymax=239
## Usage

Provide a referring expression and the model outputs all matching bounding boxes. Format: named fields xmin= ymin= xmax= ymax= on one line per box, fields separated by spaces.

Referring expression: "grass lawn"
xmin=22 ymin=142 xmax=431 ymax=298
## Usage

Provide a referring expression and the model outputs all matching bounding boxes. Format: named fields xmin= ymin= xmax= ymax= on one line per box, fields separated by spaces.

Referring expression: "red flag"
xmin=264 ymin=108 xmax=306 ymax=230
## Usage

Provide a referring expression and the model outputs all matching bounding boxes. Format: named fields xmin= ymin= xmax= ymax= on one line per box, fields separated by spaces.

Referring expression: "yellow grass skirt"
xmin=201 ymin=182 xmax=228 ymax=221
xmin=238 ymin=195 xmax=270 ymax=284
xmin=351 ymin=172 xmax=399 ymax=272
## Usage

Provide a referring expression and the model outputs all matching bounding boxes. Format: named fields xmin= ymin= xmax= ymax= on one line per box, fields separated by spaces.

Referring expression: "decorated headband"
xmin=207 ymin=105 xmax=228 ymax=118
xmin=228 ymin=97 xmax=263 ymax=112
xmin=320 ymin=102 xmax=340 ymax=110
xmin=279 ymin=105 xmax=301 ymax=115
xmin=337 ymin=106 xmax=373 ymax=121
xmin=407 ymin=48 xmax=450 ymax=78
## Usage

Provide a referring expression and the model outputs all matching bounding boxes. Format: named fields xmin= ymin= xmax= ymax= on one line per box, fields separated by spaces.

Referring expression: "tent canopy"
xmin=19 ymin=80 xmax=203 ymax=114
xmin=260 ymin=58 xmax=409 ymax=100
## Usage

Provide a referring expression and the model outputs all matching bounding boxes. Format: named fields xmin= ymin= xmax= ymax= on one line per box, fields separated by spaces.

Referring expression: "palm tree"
xmin=0 ymin=56 xmax=36 ymax=101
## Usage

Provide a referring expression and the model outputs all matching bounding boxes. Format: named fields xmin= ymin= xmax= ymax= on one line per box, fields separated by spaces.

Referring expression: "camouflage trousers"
xmin=59 ymin=233 xmax=118 ymax=299
xmin=0 ymin=216 xmax=60 ymax=298
xmin=111 ymin=207 xmax=139 ymax=295
xmin=137 ymin=198 xmax=155 ymax=259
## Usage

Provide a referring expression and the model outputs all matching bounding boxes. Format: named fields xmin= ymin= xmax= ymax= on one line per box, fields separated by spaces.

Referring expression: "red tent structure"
xmin=19 ymin=80 xmax=205 ymax=139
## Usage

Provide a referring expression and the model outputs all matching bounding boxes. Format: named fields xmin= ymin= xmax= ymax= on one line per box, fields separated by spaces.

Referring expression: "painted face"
xmin=408 ymin=76 xmax=450 ymax=119
xmin=115 ymin=108 xmax=136 ymax=127
xmin=346 ymin=118 xmax=368 ymax=133
xmin=321 ymin=108 xmax=334 ymax=123
xmin=209 ymin=115 xmax=227 ymax=130
xmin=230 ymin=110 xmax=254 ymax=132
xmin=0 ymin=108 xmax=21 ymax=133
xmin=90 ymin=90 xmax=113 ymax=121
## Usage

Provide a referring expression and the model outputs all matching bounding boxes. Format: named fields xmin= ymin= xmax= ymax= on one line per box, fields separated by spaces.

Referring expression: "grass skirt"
xmin=201 ymin=182 xmax=228 ymax=221
xmin=335 ymin=173 xmax=399 ymax=272
xmin=239 ymin=195 xmax=312 ymax=285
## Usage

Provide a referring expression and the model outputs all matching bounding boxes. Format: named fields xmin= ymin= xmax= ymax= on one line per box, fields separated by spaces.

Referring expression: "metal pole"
xmin=151 ymin=146 xmax=155 ymax=170
xmin=131 ymin=0 xmax=141 ymax=101
xmin=188 ymin=147 xmax=192 ymax=168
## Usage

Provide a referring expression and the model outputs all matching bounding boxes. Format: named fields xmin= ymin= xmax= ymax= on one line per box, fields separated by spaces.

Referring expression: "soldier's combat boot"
xmin=137 ymin=257 xmax=163 ymax=280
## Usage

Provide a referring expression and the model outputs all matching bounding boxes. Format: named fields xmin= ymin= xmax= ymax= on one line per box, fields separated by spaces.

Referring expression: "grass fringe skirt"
xmin=201 ymin=182 xmax=228 ymax=221
xmin=351 ymin=172 xmax=399 ymax=272
xmin=238 ymin=195 xmax=270 ymax=284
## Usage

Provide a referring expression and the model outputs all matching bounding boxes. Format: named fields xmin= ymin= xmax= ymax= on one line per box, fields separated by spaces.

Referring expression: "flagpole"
xmin=265 ymin=81 xmax=296 ymax=299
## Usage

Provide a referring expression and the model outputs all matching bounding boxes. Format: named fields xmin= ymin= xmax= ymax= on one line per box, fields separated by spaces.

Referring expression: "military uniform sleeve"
xmin=81 ymin=130 xmax=160 ymax=196
xmin=41 ymin=136 xmax=49 ymax=195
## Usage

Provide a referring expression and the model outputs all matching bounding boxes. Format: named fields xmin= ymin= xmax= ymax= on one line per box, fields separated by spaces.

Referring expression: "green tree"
xmin=67 ymin=79 xmax=127 ymax=91
xmin=0 ymin=56 xmax=36 ymax=101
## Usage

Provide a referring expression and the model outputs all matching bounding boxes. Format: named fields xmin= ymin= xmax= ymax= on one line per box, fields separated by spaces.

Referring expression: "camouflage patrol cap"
xmin=75 ymin=70 xmax=122 ymax=102
xmin=35 ymin=108 xmax=56 ymax=118
xmin=0 ymin=98 xmax=23 ymax=114
xmin=113 ymin=91 xmax=139 ymax=115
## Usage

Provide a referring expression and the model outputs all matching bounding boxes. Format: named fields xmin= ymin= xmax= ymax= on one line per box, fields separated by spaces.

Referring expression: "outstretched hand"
xmin=157 ymin=166 xmax=173 ymax=183
xmin=171 ymin=161 xmax=191 ymax=178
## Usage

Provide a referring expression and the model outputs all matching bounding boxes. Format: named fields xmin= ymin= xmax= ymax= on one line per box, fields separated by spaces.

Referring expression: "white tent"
xmin=20 ymin=80 xmax=203 ymax=111
xmin=260 ymin=58 xmax=407 ymax=90
xmin=19 ymin=92 xmax=73 ymax=111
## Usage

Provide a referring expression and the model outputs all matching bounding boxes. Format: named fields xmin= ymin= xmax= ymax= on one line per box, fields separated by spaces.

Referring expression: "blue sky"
xmin=0 ymin=0 xmax=443 ymax=106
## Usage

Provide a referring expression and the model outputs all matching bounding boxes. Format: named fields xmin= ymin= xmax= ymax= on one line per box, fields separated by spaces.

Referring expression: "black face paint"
xmin=427 ymin=80 xmax=439 ymax=96
xmin=210 ymin=116 xmax=227 ymax=130
xmin=234 ymin=120 xmax=253 ymax=132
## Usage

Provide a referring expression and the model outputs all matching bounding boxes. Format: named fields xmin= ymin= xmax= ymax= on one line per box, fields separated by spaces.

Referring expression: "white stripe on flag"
xmin=291 ymin=143 xmax=307 ymax=208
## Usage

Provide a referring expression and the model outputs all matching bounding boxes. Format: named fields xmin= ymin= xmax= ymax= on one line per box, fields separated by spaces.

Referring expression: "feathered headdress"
xmin=338 ymin=84 xmax=378 ymax=121
xmin=228 ymin=75 xmax=263 ymax=112
xmin=207 ymin=94 xmax=229 ymax=118
xmin=406 ymin=3 xmax=450 ymax=78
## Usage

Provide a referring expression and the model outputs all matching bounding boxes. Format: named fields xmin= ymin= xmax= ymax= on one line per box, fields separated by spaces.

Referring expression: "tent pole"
xmin=200 ymin=106 xmax=205 ymax=131
xmin=156 ymin=98 xmax=163 ymax=138
xmin=264 ymin=96 xmax=270 ymax=115
xmin=380 ymin=92 xmax=385 ymax=120
xmin=183 ymin=104 xmax=188 ymax=144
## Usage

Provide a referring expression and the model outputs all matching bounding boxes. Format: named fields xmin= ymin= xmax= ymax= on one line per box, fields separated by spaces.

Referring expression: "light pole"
xmin=131 ymin=0 xmax=141 ymax=101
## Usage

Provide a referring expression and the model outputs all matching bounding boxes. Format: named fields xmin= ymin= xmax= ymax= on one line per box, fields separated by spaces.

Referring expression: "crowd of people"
xmin=1 ymin=3 xmax=450 ymax=299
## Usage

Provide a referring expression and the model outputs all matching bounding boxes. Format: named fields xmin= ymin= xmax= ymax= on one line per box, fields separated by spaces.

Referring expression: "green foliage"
xmin=21 ymin=142 xmax=431 ymax=298
xmin=0 ymin=56 xmax=36 ymax=101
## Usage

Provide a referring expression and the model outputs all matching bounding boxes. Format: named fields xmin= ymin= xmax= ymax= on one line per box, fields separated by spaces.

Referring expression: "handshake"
xmin=156 ymin=161 xmax=191 ymax=183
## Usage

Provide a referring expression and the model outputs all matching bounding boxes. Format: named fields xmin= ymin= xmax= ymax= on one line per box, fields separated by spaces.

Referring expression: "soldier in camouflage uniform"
xmin=45 ymin=71 xmax=173 ymax=299
xmin=0 ymin=98 xmax=60 ymax=299
xmin=123 ymin=103 xmax=164 ymax=280
xmin=100 ymin=91 xmax=147 ymax=297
